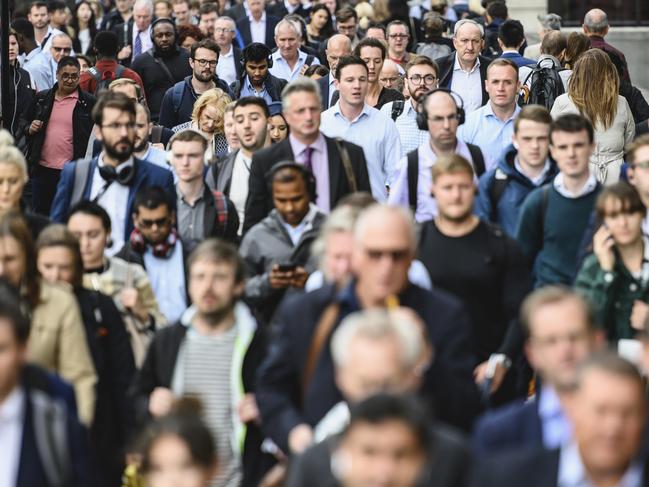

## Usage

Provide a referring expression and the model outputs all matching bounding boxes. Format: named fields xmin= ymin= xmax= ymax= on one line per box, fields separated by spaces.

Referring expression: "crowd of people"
xmin=3 ymin=0 xmax=649 ymax=486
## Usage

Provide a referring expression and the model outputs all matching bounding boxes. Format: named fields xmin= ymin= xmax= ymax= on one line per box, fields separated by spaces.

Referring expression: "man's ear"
xmin=94 ymin=124 xmax=104 ymax=141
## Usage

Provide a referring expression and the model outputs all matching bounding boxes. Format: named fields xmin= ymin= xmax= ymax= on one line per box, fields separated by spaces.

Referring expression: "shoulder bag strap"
xmin=302 ymin=303 xmax=340 ymax=396
xmin=71 ymin=159 xmax=93 ymax=206
xmin=149 ymin=51 xmax=176 ymax=84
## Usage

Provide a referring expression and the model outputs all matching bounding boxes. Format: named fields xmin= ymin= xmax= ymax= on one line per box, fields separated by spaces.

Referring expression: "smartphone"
xmin=276 ymin=262 xmax=297 ymax=272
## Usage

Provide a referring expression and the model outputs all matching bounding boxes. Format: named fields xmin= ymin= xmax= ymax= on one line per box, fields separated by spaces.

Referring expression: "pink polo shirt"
xmin=39 ymin=91 xmax=78 ymax=170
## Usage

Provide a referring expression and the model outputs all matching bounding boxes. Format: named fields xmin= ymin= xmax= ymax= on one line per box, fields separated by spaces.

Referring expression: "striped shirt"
xmin=183 ymin=324 xmax=241 ymax=487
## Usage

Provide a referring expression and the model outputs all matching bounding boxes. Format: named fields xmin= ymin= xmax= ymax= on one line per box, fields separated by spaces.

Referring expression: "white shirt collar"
xmin=453 ymin=53 xmax=480 ymax=74
xmin=222 ymin=44 xmax=234 ymax=58
xmin=514 ymin=157 xmax=552 ymax=186
xmin=0 ymin=387 xmax=24 ymax=423
xmin=553 ymin=172 xmax=598 ymax=199
xmin=98 ymin=153 xmax=134 ymax=170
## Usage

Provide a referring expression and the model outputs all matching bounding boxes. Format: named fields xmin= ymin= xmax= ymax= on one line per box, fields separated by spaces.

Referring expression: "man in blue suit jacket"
xmin=472 ymin=286 xmax=601 ymax=456
xmin=50 ymin=91 xmax=175 ymax=254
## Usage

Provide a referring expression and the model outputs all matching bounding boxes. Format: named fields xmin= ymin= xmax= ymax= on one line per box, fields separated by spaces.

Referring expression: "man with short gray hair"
xmin=318 ymin=34 xmax=352 ymax=110
xmin=435 ymin=19 xmax=492 ymax=114
xmin=113 ymin=0 xmax=154 ymax=65
xmin=269 ymin=18 xmax=320 ymax=82
xmin=582 ymin=8 xmax=630 ymax=82
xmin=524 ymin=13 xmax=562 ymax=61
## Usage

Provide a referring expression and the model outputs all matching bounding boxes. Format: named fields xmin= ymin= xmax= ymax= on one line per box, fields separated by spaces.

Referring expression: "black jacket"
xmin=243 ymin=135 xmax=371 ymax=232
xmin=471 ymin=448 xmax=560 ymax=487
xmin=131 ymin=47 xmax=192 ymax=121
xmin=102 ymin=11 xmax=131 ymax=33
xmin=130 ymin=320 xmax=269 ymax=486
xmin=255 ymin=282 xmax=481 ymax=454
xmin=111 ymin=19 xmax=135 ymax=66
xmin=317 ymin=75 xmax=333 ymax=111
xmin=435 ymin=53 xmax=492 ymax=106
xmin=229 ymin=73 xmax=287 ymax=101
xmin=236 ymin=14 xmax=280 ymax=50
xmin=7 ymin=63 xmax=35 ymax=137
xmin=76 ymin=287 xmax=135 ymax=487
xmin=288 ymin=426 xmax=472 ymax=487
xmin=19 ymin=85 xmax=96 ymax=169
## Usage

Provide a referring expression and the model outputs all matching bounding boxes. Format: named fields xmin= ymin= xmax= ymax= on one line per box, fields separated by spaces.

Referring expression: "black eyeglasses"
xmin=60 ymin=73 xmax=80 ymax=81
xmin=388 ymin=34 xmax=409 ymax=39
xmin=52 ymin=46 xmax=72 ymax=53
xmin=408 ymin=74 xmax=437 ymax=85
xmin=193 ymin=58 xmax=218 ymax=67
xmin=140 ymin=217 xmax=170 ymax=228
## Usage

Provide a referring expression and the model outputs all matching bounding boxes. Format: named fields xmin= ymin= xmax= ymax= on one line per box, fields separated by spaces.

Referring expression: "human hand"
xmin=149 ymin=387 xmax=175 ymax=417
xmin=593 ymin=225 xmax=616 ymax=272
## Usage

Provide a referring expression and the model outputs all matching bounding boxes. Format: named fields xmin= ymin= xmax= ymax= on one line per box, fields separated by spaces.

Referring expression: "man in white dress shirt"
xmin=269 ymin=18 xmax=320 ymax=82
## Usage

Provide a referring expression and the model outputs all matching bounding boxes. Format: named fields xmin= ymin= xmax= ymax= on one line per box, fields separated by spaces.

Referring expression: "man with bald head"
xmin=582 ymin=8 xmax=630 ymax=82
xmin=379 ymin=59 xmax=403 ymax=92
xmin=255 ymin=203 xmax=480 ymax=456
xmin=435 ymin=19 xmax=492 ymax=114
xmin=318 ymin=33 xmax=351 ymax=110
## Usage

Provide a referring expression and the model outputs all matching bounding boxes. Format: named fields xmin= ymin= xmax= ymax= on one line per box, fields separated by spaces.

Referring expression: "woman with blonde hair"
xmin=551 ymin=48 xmax=634 ymax=184
xmin=173 ymin=88 xmax=232 ymax=161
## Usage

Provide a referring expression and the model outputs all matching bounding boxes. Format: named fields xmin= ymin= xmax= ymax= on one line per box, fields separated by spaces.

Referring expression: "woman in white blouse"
xmin=71 ymin=0 xmax=98 ymax=55
xmin=550 ymin=48 xmax=635 ymax=185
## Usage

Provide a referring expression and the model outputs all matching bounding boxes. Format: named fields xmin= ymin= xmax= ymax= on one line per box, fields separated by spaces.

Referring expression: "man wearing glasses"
xmin=159 ymin=38 xmax=233 ymax=129
xmin=214 ymin=16 xmax=243 ymax=86
xmin=380 ymin=55 xmax=438 ymax=155
xmin=21 ymin=56 xmax=95 ymax=215
xmin=51 ymin=91 xmax=175 ymax=256
xmin=386 ymin=20 xmax=412 ymax=70
xmin=26 ymin=32 xmax=73 ymax=91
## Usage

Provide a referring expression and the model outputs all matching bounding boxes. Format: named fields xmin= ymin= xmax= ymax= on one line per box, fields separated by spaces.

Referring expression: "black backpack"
xmin=521 ymin=59 xmax=565 ymax=111
xmin=87 ymin=65 xmax=126 ymax=95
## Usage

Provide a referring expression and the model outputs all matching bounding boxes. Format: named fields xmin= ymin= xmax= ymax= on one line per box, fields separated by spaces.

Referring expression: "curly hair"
xmin=191 ymin=88 xmax=232 ymax=134
xmin=568 ymin=48 xmax=619 ymax=130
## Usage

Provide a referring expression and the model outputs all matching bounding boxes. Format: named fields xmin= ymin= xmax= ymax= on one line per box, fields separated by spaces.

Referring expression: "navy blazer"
xmin=471 ymin=448 xmax=559 ymax=487
xmin=435 ymin=53 xmax=492 ymax=106
xmin=50 ymin=157 xmax=175 ymax=240
xmin=472 ymin=397 xmax=542 ymax=456
xmin=236 ymin=15 xmax=280 ymax=50
xmin=317 ymin=75 xmax=332 ymax=111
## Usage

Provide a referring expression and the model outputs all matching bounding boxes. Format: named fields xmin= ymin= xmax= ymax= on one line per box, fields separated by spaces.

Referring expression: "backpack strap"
xmin=71 ymin=158 xmax=93 ymax=207
xmin=540 ymin=183 xmax=551 ymax=224
xmin=115 ymin=64 xmax=125 ymax=78
xmin=467 ymin=143 xmax=485 ymax=176
xmin=172 ymin=82 xmax=185 ymax=114
xmin=488 ymin=168 xmax=509 ymax=220
xmin=391 ymin=100 xmax=405 ymax=121
xmin=151 ymin=125 xmax=163 ymax=144
xmin=305 ymin=54 xmax=315 ymax=67
xmin=406 ymin=149 xmax=419 ymax=213
xmin=211 ymin=190 xmax=229 ymax=234
xmin=87 ymin=66 xmax=101 ymax=82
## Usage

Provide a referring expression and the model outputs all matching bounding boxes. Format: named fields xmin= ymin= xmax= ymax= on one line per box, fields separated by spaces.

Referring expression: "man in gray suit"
xmin=208 ymin=97 xmax=271 ymax=236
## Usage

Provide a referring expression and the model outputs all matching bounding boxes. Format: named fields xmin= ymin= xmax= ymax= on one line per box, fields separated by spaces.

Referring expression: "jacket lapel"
xmin=240 ymin=19 xmax=252 ymax=46
xmin=324 ymin=136 xmax=342 ymax=204
xmin=203 ymin=185 xmax=217 ymax=236
xmin=82 ymin=158 xmax=100 ymax=200
xmin=218 ymin=150 xmax=237 ymax=193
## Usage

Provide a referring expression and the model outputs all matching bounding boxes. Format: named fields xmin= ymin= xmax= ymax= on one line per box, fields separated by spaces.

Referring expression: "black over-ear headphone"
xmin=150 ymin=18 xmax=178 ymax=42
xmin=99 ymin=163 xmax=135 ymax=186
xmin=416 ymin=88 xmax=466 ymax=131
xmin=240 ymin=42 xmax=274 ymax=75
xmin=265 ymin=160 xmax=317 ymax=203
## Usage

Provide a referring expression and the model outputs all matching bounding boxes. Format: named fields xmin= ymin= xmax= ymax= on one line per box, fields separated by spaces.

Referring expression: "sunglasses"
xmin=139 ymin=217 xmax=170 ymax=228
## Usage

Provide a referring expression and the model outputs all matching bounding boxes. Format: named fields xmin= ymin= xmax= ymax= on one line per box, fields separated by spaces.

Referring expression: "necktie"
xmin=303 ymin=146 xmax=314 ymax=172
xmin=133 ymin=31 xmax=142 ymax=58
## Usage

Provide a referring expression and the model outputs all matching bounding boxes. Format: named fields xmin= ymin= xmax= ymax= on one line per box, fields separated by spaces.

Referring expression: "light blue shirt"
xmin=320 ymin=102 xmax=402 ymax=201
xmin=268 ymin=49 xmax=320 ymax=82
xmin=380 ymin=99 xmax=429 ymax=157
xmin=458 ymin=101 xmax=521 ymax=171
xmin=558 ymin=441 xmax=643 ymax=487
xmin=143 ymin=239 xmax=187 ymax=324
xmin=240 ymin=76 xmax=274 ymax=105
xmin=388 ymin=138 xmax=477 ymax=222
xmin=25 ymin=51 xmax=57 ymax=91
xmin=538 ymin=386 xmax=572 ymax=449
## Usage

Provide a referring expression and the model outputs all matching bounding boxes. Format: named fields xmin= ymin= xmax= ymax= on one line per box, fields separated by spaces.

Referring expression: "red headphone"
xmin=129 ymin=228 xmax=178 ymax=259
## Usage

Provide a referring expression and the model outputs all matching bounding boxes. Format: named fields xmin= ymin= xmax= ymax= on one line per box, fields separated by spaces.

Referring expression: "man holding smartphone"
xmin=240 ymin=162 xmax=325 ymax=325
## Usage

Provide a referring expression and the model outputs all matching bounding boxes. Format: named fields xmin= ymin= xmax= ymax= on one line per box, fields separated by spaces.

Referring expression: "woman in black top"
xmin=306 ymin=4 xmax=334 ymax=45
xmin=36 ymin=224 xmax=136 ymax=487
xmin=353 ymin=37 xmax=404 ymax=109
xmin=71 ymin=1 xmax=98 ymax=55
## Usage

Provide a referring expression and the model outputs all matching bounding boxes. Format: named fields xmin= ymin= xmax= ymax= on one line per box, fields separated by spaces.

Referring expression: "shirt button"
xmin=604 ymin=272 xmax=614 ymax=283
xmin=630 ymin=283 xmax=638 ymax=292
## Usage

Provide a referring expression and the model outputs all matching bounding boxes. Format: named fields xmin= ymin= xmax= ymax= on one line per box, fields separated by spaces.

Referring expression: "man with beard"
xmin=20 ymin=56 xmax=95 ymax=215
xmin=158 ymin=38 xmax=233 ymax=129
xmin=209 ymin=97 xmax=271 ymax=236
xmin=417 ymin=154 xmax=530 ymax=402
xmin=388 ymin=89 xmax=486 ymax=223
xmin=230 ymin=43 xmax=287 ymax=104
xmin=50 ymin=91 xmax=175 ymax=255
xmin=169 ymin=129 xmax=239 ymax=249
xmin=131 ymin=18 xmax=192 ymax=121
xmin=131 ymin=239 xmax=268 ymax=486
xmin=116 ymin=186 xmax=187 ymax=323
xmin=133 ymin=104 xmax=170 ymax=169
xmin=381 ymin=56 xmax=438 ymax=156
